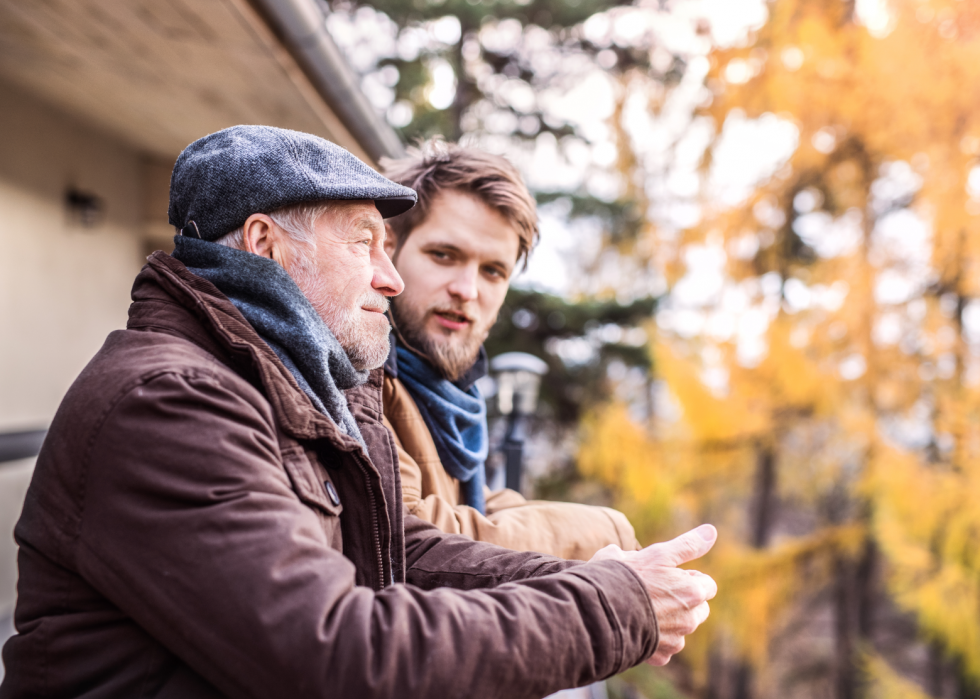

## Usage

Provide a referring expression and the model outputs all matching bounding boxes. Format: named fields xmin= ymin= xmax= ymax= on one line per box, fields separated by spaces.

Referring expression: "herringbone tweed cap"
xmin=169 ymin=125 xmax=416 ymax=241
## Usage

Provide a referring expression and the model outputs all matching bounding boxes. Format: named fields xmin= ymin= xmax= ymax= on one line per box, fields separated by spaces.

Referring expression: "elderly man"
xmin=1 ymin=126 xmax=716 ymax=699
xmin=380 ymin=141 xmax=637 ymax=560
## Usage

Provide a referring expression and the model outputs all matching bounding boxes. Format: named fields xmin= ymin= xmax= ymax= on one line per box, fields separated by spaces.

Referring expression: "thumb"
xmin=649 ymin=524 xmax=717 ymax=567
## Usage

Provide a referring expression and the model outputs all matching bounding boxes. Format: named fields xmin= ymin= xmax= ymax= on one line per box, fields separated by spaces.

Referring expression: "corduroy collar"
xmin=172 ymin=237 xmax=369 ymax=446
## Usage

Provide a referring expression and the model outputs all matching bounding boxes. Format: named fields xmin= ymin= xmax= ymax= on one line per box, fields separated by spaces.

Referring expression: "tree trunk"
xmin=927 ymin=641 xmax=944 ymax=699
xmin=704 ymin=649 xmax=722 ymax=699
xmin=855 ymin=538 xmax=875 ymax=640
xmin=957 ymin=658 xmax=980 ymax=699
xmin=832 ymin=525 xmax=876 ymax=699
xmin=725 ymin=445 xmax=778 ymax=699
xmin=447 ymin=36 xmax=470 ymax=142
xmin=751 ymin=446 xmax=776 ymax=549
xmin=834 ymin=557 xmax=855 ymax=699
xmin=733 ymin=663 xmax=753 ymax=699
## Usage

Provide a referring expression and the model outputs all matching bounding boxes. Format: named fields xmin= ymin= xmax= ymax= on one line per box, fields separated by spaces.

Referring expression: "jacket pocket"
xmin=281 ymin=446 xmax=344 ymax=518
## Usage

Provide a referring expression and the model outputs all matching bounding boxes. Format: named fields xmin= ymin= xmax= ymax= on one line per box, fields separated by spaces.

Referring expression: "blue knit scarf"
xmin=173 ymin=236 xmax=367 ymax=446
xmin=395 ymin=346 xmax=488 ymax=514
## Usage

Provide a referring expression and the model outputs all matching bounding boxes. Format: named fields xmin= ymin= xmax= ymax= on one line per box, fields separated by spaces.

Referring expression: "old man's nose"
xmin=372 ymin=248 xmax=404 ymax=296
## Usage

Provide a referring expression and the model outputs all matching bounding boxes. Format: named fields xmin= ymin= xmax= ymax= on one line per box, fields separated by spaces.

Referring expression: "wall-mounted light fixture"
xmin=65 ymin=187 xmax=105 ymax=228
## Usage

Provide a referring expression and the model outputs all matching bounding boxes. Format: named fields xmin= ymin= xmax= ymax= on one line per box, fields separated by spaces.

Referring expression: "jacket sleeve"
xmin=402 ymin=512 xmax=578 ymax=589
xmin=394 ymin=432 xmax=640 ymax=559
xmin=76 ymin=371 xmax=657 ymax=699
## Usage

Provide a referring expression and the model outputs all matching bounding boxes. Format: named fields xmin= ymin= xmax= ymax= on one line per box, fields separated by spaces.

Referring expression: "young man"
xmin=1 ymin=126 xmax=717 ymax=698
xmin=381 ymin=142 xmax=638 ymax=560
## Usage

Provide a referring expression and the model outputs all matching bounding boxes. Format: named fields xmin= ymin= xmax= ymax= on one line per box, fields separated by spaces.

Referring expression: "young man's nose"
xmin=371 ymin=246 xmax=405 ymax=296
xmin=447 ymin=264 xmax=479 ymax=302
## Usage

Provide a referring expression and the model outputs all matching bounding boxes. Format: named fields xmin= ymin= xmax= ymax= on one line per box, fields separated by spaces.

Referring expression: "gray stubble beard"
xmin=292 ymin=259 xmax=392 ymax=371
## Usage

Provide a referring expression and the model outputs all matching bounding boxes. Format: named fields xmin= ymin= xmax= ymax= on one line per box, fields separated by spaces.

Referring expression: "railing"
xmin=0 ymin=429 xmax=46 ymax=465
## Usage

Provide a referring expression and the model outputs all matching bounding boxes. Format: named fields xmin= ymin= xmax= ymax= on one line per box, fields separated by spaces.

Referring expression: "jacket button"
xmin=324 ymin=480 xmax=341 ymax=506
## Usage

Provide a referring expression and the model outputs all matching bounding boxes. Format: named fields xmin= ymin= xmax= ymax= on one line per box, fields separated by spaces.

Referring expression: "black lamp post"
xmin=490 ymin=352 xmax=548 ymax=494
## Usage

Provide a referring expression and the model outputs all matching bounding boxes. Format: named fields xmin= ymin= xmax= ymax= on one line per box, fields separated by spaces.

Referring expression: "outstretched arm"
xmin=402 ymin=512 xmax=579 ymax=589
xmin=77 ymin=372 xmax=659 ymax=699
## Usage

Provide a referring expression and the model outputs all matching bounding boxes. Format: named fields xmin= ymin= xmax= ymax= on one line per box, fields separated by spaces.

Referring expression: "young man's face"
xmin=386 ymin=189 xmax=520 ymax=381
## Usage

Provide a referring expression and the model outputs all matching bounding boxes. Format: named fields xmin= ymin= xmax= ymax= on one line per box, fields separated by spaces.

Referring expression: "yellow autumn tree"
xmin=579 ymin=1 xmax=980 ymax=698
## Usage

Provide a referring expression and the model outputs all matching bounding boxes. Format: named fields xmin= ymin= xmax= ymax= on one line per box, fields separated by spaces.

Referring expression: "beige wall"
xmin=0 ymin=79 xmax=153 ymax=431
xmin=0 ymin=79 xmax=167 ymax=668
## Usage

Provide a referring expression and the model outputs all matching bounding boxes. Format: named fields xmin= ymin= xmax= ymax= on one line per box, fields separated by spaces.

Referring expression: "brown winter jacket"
xmin=383 ymin=373 xmax=640 ymax=559
xmin=0 ymin=251 xmax=658 ymax=699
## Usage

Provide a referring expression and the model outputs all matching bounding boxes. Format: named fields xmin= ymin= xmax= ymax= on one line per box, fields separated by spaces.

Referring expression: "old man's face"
xmin=288 ymin=200 xmax=404 ymax=370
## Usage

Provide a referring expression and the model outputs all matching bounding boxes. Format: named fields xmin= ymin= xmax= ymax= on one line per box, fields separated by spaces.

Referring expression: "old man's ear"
xmin=242 ymin=213 xmax=289 ymax=268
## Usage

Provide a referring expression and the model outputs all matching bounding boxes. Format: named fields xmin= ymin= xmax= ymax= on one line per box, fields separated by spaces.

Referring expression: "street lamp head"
xmin=490 ymin=352 xmax=548 ymax=416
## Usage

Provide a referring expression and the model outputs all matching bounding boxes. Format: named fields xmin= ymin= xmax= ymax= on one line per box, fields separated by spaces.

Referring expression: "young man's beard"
xmin=391 ymin=297 xmax=494 ymax=382
xmin=291 ymin=258 xmax=392 ymax=371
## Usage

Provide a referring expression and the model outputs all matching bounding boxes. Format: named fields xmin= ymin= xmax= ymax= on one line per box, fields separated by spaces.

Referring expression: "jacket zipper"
xmin=353 ymin=454 xmax=385 ymax=590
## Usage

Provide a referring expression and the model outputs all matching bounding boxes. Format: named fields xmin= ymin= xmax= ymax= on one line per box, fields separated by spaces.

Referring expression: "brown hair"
xmin=380 ymin=140 xmax=539 ymax=270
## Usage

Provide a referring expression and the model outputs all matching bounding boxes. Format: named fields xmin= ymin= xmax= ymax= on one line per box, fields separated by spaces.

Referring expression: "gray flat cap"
xmin=168 ymin=125 xmax=417 ymax=241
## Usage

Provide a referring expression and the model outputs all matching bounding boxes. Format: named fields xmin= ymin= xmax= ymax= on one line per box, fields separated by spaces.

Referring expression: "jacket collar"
xmin=172 ymin=236 xmax=368 ymax=447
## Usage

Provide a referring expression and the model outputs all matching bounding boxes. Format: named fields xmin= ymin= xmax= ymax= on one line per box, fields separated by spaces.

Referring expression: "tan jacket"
xmin=383 ymin=374 xmax=639 ymax=560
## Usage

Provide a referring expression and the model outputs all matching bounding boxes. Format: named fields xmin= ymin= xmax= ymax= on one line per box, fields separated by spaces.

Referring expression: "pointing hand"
xmin=590 ymin=524 xmax=718 ymax=666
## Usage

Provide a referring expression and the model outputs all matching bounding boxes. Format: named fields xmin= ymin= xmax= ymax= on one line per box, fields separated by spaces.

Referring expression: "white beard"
xmin=291 ymin=257 xmax=391 ymax=371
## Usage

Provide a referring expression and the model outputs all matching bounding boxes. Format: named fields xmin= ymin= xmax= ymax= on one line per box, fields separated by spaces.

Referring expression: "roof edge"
xmin=246 ymin=0 xmax=406 ymax=163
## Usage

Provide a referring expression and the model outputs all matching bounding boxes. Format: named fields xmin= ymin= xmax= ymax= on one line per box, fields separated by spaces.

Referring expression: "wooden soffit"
xmin=0 ymin=0 xmax=369 ymax=162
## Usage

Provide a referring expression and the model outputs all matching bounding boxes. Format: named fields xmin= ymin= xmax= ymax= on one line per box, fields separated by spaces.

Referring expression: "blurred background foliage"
xmin=486 ymin=288 xmax=656 ymax=424
xmin=330 ymin=0 xmax=980 ymax=697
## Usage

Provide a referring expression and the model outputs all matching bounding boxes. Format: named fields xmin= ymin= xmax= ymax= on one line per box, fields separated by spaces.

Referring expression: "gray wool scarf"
xmin=173 ymin=236 xmax=366 ymax=446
